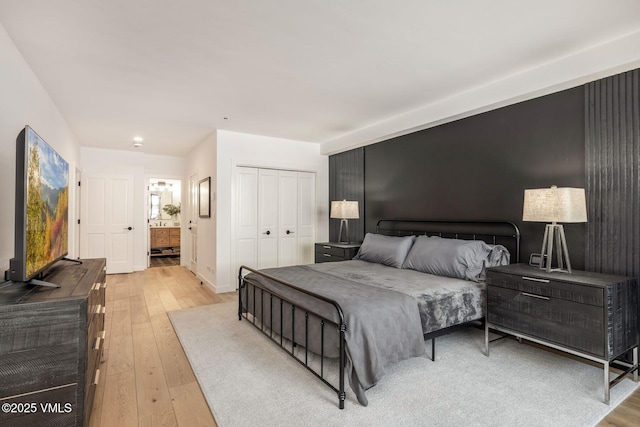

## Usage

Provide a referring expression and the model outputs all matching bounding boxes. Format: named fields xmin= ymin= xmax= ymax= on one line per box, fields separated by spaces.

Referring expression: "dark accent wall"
xmin=328 ymin=147 xmax=365 ymax=243
xmin=586 ymin=69 xmax=640 ymax=277
xmin=330 ymin=86 xmax=586 ymax=267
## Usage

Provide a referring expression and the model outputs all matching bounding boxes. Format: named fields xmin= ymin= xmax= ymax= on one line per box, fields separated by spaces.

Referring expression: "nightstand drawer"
xmin=316 ymin=252 xmax=346 ymax=263
xmin=315 ymin=244 xmax=346 ymax=257
xmin=487 ymin=285 xmax=605 ymax=356
xmin=314 ymin=242 xmax=360 ymax=263
xmin=487 ymin=270 xmax=604 ymax=307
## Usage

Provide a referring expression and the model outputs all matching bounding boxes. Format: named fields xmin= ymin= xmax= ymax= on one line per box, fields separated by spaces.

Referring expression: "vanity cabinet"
xmin=150 ymin=227 xmax=180 ymax=255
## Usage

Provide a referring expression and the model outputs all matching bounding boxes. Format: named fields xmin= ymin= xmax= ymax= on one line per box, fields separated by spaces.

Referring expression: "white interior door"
xmin=81 ymin=173 xmax=134 ymax=274
xmin=278 ymin=170 xmax=298 ymax=267
xmin=237 ymin=167 xmax=258 ymax=272
xmin=258 ymin=169 xmax=279 ymax=269
xmin=189 ymin=172 xmax=198 ymax=273
xmin=297 ymin=172 xmax=315 ymax=264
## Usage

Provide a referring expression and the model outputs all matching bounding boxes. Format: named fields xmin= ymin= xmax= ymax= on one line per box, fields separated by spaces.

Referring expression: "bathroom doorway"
xmin=148 ymin=178 xmax=182 ymax=268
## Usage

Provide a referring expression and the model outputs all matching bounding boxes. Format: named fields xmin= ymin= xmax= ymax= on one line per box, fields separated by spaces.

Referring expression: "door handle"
xmin=124 ymin=226 xmax=133 ymax=231
xmin=262 ymin=230 xmax=271 ymax=235
xmin=286 ymin=230 xmax=295 ymax=235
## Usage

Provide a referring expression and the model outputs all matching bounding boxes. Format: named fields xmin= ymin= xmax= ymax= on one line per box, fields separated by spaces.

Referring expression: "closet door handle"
xmin=262 ymin=230 xmax=271 ymax=235
xmin=286 ymin=230 xmax=294 ymax=235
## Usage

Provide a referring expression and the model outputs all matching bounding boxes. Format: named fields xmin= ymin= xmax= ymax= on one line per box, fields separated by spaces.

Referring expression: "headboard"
xmin=375 ymin=219 xmax=521 ymax=264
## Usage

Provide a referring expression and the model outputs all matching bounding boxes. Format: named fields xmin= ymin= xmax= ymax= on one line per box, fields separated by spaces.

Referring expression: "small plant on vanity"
xmin=163 ymin=203 xmax=181 ymax=225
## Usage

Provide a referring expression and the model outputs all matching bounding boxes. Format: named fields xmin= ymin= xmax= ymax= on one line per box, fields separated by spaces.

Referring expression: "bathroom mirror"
xmin=149 ymin=179 xmax=181 ymax=223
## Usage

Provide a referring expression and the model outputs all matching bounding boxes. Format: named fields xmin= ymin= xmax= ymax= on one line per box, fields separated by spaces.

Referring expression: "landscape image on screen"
xmin=25 ymin=128 xmax=69 ymax=278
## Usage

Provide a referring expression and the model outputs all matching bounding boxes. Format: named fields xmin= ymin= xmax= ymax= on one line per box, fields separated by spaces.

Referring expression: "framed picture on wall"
xmin=198 ymin=177 xmax=211 ymax=218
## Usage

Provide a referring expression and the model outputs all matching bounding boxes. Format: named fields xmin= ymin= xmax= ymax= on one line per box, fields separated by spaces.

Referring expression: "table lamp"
xmin=330 ymin=200 xmax=359 ymax=244
xmin=522 ymin=185 xmax=587 ymax=273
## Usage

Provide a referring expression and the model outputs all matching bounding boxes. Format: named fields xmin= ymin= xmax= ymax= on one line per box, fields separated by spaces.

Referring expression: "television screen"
xmin=7 ymin=126 xmax=69 ymax=282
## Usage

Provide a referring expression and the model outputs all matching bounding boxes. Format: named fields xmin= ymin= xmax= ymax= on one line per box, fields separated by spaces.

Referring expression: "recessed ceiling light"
xmin=133 ymin=136 xmax=143 ymax=147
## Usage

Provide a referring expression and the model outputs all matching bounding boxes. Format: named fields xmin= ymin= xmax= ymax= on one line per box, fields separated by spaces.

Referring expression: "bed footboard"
xmin=238 ymin=265 xmax=347 ymax=409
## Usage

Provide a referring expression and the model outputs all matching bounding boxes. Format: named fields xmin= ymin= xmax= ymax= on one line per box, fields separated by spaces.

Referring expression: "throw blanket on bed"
xmin=243 ymin=265 xmax=426 ymax=406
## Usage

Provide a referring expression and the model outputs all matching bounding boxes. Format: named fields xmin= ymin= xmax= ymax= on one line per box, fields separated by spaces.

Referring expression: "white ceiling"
xmin=1 ymin=1 xmax=639 ymax=157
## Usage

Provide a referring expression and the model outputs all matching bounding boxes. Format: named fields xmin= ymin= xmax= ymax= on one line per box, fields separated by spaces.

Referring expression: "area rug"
xmin=168 ymin=302 xmax=638 ymax=427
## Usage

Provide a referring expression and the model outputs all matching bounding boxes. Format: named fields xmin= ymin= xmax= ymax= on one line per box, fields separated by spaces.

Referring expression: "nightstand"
xmin=314 ymin=242 xmax=361 ymax=263
xmin=485 ymin=263 xmax=638 ymax=404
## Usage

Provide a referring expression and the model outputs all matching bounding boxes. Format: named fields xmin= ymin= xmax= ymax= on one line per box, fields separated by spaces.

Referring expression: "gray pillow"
xmin=402 ymin=235 xmax=510 ymax=281
xmin=353 ymin=233 xmax=416 ymax=268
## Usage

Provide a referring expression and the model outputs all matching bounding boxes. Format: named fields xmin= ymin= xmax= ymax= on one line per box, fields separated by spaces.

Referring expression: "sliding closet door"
xmin=278 ymin=170 xmax=298 ymax=267
xmin=237 ymin=167 xmax=258 ymax=271
xmin=236 ymin=166 xmax=316 ymax=272
xmin=258 ymin=169 xmax=279 ymax=269
xmin=297 ymin=172 xmax=316 ymax=264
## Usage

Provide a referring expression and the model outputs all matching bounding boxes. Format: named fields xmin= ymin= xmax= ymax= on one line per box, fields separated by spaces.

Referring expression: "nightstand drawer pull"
xmin=521 ymin=292 xmax=550 ymax=301
xmin=521 ymin=276 xmax=550 ymax=283
xmin=323 ymin=254 xmax=332 ymax=257
xmin=323 ymin=245 xmax=331 ymax=249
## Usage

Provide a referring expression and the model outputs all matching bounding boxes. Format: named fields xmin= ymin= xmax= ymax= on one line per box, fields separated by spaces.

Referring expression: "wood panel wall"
xmin=585 ymin=69 xmax=640 ymax=277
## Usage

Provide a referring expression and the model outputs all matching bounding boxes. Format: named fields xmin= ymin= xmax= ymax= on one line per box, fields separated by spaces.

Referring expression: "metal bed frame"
xmin=238 ymin=219 xmax=521 ymax=409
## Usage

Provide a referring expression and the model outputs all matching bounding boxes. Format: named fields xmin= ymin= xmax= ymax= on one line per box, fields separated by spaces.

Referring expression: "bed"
xmin=237 ymin=220 xmax=520 ymax=409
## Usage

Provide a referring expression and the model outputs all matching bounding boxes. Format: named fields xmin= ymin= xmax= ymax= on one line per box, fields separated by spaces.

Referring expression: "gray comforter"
xmin=243 ymin=263 xmax=426 ymax=406
xmin=311 ymin=260 xmax=485 ymax=334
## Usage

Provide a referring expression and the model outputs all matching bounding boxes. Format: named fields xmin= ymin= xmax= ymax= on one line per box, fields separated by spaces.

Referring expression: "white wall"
xmin=215 ymin=130 xmax=329 ymax=293
xmin=0 ymin=23 xmax=81 ymax=273
xmin=183 ymin=132 xmax=217 ymax=289
xmin=81 ymin=147 xmax=185 ymax=271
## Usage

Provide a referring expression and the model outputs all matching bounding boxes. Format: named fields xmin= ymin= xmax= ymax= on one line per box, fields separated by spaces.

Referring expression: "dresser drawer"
xmin=487 ymin=270 xmax=604 ymax=307
xmin=487 ymin=285 xmax=605 ymax=356
xmin=0 ymin=383 xmax=78 ymax=427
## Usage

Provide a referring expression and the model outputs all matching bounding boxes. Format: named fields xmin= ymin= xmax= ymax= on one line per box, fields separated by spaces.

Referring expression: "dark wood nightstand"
xmin=485 ymin=263 xmax=638 ymax=404
xmin=314 ymin=242 xmax=361 ymax=263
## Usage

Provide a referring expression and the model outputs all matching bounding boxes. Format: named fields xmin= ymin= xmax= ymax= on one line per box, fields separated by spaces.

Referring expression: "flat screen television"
xmin=5 ymin=126 xmax=71 ymax=287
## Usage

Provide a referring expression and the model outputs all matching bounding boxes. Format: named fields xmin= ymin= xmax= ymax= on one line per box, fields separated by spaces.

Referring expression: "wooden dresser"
xmin=485 ymin=263 xmax=638 ymax=404
xmin=0 ymin=258 xmax=106 ymax=426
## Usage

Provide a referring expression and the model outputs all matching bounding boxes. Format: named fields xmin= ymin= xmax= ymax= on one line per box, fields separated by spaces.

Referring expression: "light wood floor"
xmin=89 ymin=265 xmax=639 ymax=426
xmin=89 ymin=265 xmax=232 ymax=427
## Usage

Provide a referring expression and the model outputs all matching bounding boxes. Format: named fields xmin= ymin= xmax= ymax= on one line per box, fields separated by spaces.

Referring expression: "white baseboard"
xmin=197 ymin=273 xmax=235 ymax=294
xmin=196 ymin=273 xmax=217 ymax=293
xmin=214 ymin=284 xmax=236 ymax=294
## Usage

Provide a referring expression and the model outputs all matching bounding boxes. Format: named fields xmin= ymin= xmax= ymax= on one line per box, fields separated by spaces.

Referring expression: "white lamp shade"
xmin=522 ymin=186 xmax=587 ymax=223
xmin=330 ymin=200 xmax=359 ymax=219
